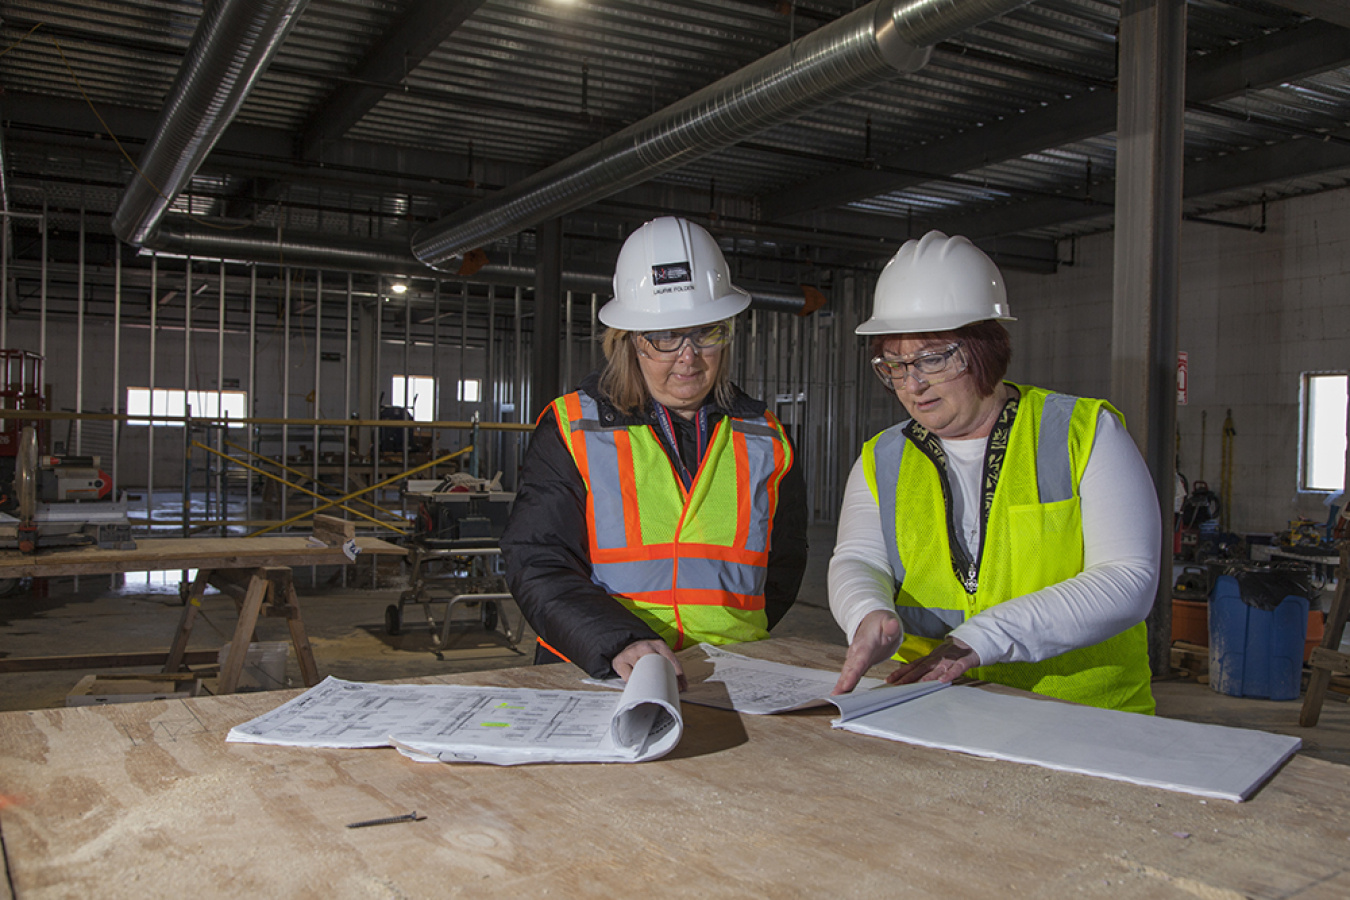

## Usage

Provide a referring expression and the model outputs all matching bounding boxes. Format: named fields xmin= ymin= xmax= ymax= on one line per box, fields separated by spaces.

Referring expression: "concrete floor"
xmin=2 ymin=524 xmax=1348 ymax=767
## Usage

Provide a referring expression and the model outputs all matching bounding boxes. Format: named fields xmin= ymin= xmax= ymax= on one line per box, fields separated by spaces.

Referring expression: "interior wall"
xmin=14 ymin=185 xmax=1346 ymax=537
xmin=1002 ymin=186 xmax=1350 ymax=537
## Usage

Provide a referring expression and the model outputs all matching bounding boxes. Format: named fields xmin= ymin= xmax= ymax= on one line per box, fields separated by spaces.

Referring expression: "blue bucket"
xmin=1208 ymin=573 xmax=1308 ymax=701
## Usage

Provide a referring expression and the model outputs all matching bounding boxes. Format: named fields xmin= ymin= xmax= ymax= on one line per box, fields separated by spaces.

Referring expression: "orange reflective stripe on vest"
xmin=553 ymin=391 xmax=792 ymax=649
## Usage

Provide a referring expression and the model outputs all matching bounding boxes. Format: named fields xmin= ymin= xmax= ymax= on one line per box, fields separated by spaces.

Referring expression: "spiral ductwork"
xmin=111 ymin=0 xmax=310 ymax=247
xmin=410 ymin=0 xmax=1031 ymax=269
xmin=147 ymin=218 xmax=822 ymax=313
xmin=115 ymin=0 xmax=1027 ymax=287
xmin=150 ymin=218 xmax=425 ymax=276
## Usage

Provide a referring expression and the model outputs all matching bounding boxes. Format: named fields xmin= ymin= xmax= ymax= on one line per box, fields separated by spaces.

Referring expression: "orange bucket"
xmin=1171 ymin=598 xmax=1209 ymax=646
xmin=1305 ymin=610 xmax=1325 ymax=662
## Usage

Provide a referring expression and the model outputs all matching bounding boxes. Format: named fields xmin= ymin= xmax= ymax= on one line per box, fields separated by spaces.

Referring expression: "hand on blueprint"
xmin=886 ymin=638 xmax=980 ymax=686
xmin=832 ymin=609 xmax=902 ymax=695
xmin=613 ymin=639 xmax=687 ymax=692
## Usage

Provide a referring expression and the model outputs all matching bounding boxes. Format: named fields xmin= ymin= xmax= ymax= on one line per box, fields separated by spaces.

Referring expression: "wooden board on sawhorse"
xmin=163 ymin=566 xmax=321 ymax=694
xmin=1300 ymin=541 xmax=1349 ymax=727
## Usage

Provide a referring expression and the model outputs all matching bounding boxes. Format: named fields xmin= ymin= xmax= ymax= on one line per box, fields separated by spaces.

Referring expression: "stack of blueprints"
xmin=227 ymin=653 xmax=682 ymax=765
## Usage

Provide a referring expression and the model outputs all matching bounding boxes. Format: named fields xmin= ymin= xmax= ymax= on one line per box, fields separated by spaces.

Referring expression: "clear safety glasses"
xmin=871 ymin=341 xmax=968 ymax=389
xmin=635 ymin=322 xmax=732 ymax=359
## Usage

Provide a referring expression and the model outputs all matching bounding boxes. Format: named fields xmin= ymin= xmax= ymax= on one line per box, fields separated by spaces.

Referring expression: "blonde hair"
xmin=598 ymin=323 xmax=737 ymax=416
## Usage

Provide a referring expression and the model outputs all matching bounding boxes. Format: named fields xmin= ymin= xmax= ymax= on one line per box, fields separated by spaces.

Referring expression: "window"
xmin=458 ymin=378 xmax=481 ymax=403
xmin=391 ymin=375 xmax=436 ymax=422
xmin=126 ymin=388 xmax=247 ymax=426
xmin=1302 ymin=373 xmax=1347 ymax=492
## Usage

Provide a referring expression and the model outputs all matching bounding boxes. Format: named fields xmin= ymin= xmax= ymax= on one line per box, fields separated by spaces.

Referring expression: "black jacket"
xmin=500 ymin=372 xmax=809 ymax=678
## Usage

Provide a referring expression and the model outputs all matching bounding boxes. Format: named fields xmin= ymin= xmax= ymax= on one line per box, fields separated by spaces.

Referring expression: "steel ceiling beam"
xmin=925 ymin=130 xmax=1350 ymax=240
xmin=1257 ymin=1 xmax=1350 ymax=30
xmin=297 ymin=0 xmax=487 ymax=161
xmin=1 ymin=94 xmax=518 ymax=206
xmin=763 ymin=20 xmax=1350 ymax=219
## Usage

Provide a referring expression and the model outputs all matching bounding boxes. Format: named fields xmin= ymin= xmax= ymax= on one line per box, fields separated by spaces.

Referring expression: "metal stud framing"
xmin=0 ymin=217 xmax=870 ymax=536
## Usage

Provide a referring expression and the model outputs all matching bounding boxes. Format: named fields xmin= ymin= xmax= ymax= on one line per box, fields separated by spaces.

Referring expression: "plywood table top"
xmin=1 ymin=638 xmax=1346 ymax=900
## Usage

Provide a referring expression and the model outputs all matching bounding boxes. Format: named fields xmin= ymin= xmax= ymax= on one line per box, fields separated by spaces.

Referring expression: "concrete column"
xmin=1111 ymin=0 xmax=1187 ymax=675
xmin=532 ymin=218 xmax=563 ymax=419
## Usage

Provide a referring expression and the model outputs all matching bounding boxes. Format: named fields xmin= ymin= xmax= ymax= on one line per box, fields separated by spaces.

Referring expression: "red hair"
xmin=868 ymin=320 xmax=1011 ymax=397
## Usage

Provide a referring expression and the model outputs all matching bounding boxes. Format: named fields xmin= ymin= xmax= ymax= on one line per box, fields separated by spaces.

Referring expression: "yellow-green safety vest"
xmin=863 ymin=384 xmax=1155 ymax=713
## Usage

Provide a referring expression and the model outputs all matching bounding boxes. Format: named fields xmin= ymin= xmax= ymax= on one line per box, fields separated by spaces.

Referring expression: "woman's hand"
xmin=886 ymin=638 xmax=980 ymax=686
xmin=832 ymin=610 xmax=902 ymax=694
xmin=612 ymin=639 xmax=687 ymax=691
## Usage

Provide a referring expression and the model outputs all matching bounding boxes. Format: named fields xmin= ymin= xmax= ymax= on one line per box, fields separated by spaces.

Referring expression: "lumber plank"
xmin=312 ymin=514 xmax=356 ymax=546
xmin=0 ymin=536 xmax=406 ymax=578
xmin=216 ymin=573 xmax=270 ymax=695
xmin=0 ymin=650 xmax=219 ymax=673
xmin=165 ymin=569 xmax=212 ymax=673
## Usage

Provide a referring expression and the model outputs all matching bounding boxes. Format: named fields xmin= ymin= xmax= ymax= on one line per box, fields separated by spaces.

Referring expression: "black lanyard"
xmin=652 ymin=403 xmax=709 ymax=491
xmin=904 ymin=394 xmax=1019 ymax=595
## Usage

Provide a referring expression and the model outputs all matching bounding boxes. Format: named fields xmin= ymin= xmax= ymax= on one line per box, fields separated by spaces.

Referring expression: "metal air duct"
xmin=111 ymin=0 xmax=310 ymax=247
xmin=147 ymin=217 xmax=823 ymax=314
xmin=410 ymin=0 xmax=1031 ymax=269
xmin=150 ymin=217 xmax=426 ymax=277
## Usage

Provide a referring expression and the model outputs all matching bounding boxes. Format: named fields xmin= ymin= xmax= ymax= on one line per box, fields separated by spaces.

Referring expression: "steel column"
xmin=247 ymin=268 xmax=257 ymax=528
xmin=39 ymin=199 xmax=46 ymax=360
xmin=112 ymin=255 xmax=122 ymax=494
xmin=75 ymin=209 xmax=85 ymax=453
xmin=147 ymin=254 xmax=157 ymax=532
xmin=282 ymin=269 xmax=291 ymax=525
xmin=1111 ymin=0 xmax=1187 ymax=676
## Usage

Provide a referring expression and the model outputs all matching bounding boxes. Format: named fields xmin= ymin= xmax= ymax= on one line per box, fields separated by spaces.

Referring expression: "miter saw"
xmin=0 ymin=426 xmax=134 ymax=553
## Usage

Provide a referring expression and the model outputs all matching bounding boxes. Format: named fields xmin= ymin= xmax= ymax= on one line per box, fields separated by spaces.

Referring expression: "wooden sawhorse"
xmin=164 ymin=566 xmax=321 ymax=694
xmin=0 ymin=536 xmax=404 ymax=684
xmin=1300 ymin=541 xmax=1348 ymax=726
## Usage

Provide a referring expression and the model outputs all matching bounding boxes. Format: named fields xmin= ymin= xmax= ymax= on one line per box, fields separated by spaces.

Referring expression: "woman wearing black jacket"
xmin=501 ymin=217 xmax=808 ymax=687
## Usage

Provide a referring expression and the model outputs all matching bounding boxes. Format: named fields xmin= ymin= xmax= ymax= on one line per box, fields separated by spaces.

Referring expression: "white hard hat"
xmin=856 ymin=231 xmax=1015 ymax=335
xmin=600 ymin=217 xmax=751 ymax=331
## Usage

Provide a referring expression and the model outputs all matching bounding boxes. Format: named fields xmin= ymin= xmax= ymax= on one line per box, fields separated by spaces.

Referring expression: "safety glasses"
xmin=871 ymin=342 xmax=967 ymax=389
xmin=635 ymin=322 xmax=732 ymax=358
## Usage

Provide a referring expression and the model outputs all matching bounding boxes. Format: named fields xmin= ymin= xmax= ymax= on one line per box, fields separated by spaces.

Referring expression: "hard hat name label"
xmin=652 ymin=262 xmax=692 ymax=284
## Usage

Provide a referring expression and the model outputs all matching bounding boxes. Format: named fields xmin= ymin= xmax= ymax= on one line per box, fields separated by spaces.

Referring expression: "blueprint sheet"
xmin=227 ymin=653 xmax=682 ymax=765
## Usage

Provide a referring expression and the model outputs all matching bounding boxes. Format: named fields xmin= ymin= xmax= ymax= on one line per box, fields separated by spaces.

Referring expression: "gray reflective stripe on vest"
xmin=730 ymin=420 xmax=779 ymax=438
xmin=1037 ymin=392 xmax=1076 ymax=504
xmin=568 ymin=394 xmax=779 ymax=563
xmin=897 ymin=604 xmax=965 ymax=637
xmin=872 ymin=423 xmax=909 ymax=587
xmin=593 ymin=556 xmax=765 ymax=596
xmin=875 ymin=424 xmax=980 ymax=638
xmin=572 ymin=418 xmax=617 ymax=432
xmin=591 ymin=559 xmax=673 ymax=594
xmin=568 ymin=393 xmax=629 ymax=550
xmin=872 ymin=391 xmax=1077 ymax=639
xmin=732 ymin=418 xmax=779 ymax=553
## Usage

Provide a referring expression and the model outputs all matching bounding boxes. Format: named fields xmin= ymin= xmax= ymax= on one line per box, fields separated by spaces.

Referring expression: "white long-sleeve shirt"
xmin=828 ymin=408 xmax=1161 ymax=667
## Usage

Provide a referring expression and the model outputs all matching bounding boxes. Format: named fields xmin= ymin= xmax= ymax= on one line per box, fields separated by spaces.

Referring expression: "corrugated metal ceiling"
xmin=2 ymin=0 xmax=1348 ymax=280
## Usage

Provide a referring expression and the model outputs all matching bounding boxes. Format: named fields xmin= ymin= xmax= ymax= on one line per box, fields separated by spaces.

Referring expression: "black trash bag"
xmin=1231 ymin=568 xmax=1314 ymax=611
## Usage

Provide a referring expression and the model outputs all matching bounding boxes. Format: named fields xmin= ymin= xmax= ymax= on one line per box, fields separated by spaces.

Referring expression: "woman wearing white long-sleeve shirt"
xmin=829 ymin=231 xmax=1160 ymax=714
